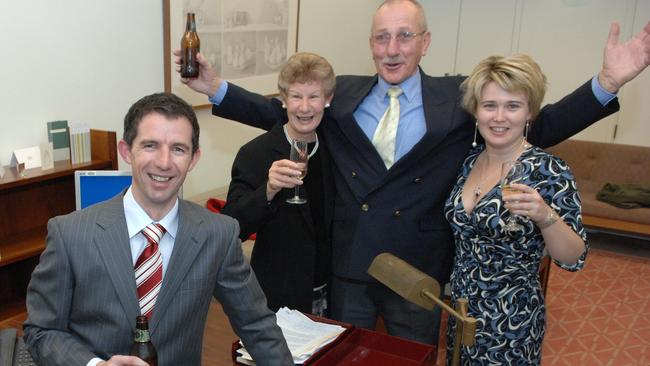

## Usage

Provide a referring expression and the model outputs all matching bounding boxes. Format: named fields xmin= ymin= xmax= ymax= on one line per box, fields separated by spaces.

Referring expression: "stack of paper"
xmin=236 ymin=307 xmax=347 ymax=365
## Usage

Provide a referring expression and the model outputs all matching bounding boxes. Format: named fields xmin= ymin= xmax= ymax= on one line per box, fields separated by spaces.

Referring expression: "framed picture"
xmin=164 ymin=0 xmax=300 ymax=108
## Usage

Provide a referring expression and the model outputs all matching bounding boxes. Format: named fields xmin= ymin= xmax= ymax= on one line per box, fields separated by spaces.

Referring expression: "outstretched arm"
xmin=598 ymin=21 xmax=650 ymax=93
xmin=528 ymin=21 xmax=650 ymax=148
xmin=173 ymin=49 xmax=284 ymax=131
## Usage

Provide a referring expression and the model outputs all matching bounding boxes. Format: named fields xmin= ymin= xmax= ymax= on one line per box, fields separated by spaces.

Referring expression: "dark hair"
xmin=123 ymin=92 xmax=200 ymax=155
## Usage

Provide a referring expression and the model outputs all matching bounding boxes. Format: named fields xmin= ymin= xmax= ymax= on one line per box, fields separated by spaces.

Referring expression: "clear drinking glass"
xmin=286 ymin=139 xmax=309 ymax=204
xmin=501 ymin=161 xmax=526 ymax=234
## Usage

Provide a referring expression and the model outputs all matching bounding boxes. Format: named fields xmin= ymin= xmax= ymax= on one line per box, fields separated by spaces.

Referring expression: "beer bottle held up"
xmin=181 ymin=12 xmax=200 ymax=78
xmin=131 ymin=315 xmax=157 ymax=366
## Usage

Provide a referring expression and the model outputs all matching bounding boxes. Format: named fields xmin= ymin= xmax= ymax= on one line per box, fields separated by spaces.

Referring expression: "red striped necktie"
xmin=135 ymin=223 xmax=166 ymax=319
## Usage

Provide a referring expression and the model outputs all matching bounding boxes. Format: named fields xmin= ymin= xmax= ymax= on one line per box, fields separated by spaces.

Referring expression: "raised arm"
xmin=173 ymin=50 xmax=285 ymax=131
xmin=504 ymin=158 xmax=588 ymax=270
xmin=214 ymin=82 xmax=287 ymax=131
xmin=528 ymin=21 xmax=650 ymax=148
xmin=528 ymin=79 xmax=619 ymax=149
xmin=222 ymin=145 xmax=303 ymax=240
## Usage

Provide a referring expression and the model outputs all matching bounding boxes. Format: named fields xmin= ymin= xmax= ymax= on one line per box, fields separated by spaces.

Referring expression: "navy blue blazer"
xmin=213 ymin=69 xmax=618 ymax=285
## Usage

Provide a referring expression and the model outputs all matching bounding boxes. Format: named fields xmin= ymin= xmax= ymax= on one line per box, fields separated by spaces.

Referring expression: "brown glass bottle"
xmin=130 ymin=315 xmax=157 ymax=366
xmin=180 ymin=12 xmax=200 ymax=78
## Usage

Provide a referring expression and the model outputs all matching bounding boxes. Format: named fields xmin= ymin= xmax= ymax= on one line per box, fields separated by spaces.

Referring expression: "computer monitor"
xmin=74 ymin=170 xmax=132 ymax=210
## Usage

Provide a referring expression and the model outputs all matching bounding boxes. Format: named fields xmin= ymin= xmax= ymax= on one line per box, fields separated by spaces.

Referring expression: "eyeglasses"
xmin=370 ymin=31 xmax=427 ymax=45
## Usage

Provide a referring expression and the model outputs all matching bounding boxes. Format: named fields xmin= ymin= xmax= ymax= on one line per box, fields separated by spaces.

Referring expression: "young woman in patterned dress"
xmin=444 ymin=54 xmax=588 ymax=365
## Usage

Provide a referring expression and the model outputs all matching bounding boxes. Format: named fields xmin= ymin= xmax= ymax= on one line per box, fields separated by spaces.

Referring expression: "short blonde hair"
xmin=278 ymin=52 xmax=336 ymax=98
xmin=461 ymin=54 xmax=547 ymax=120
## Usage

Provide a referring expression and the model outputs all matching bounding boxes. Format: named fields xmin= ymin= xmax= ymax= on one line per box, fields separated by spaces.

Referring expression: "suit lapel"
xmin=384 ymin=71 xmax=460 ymax=179
xmin=269 ymin=123 xmax=290 ymax=158
xmin=94 ymin=195 xmax=140 ymax=328
xmin=330 ymin=76 xmax=387 ymax=174
xmin=149 ymin=200 xmax=206 ymax=333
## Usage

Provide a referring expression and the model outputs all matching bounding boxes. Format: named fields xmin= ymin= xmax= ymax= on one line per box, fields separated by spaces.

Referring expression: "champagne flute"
xmin=501 ymin=161 xmax=526 ymax=234
xmin=286 ymin=139 xmax=309 ymax=204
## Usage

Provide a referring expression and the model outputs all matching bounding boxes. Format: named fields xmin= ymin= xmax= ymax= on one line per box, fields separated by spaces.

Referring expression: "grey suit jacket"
xmin=24 ymin=194 xmax=292 ymax=366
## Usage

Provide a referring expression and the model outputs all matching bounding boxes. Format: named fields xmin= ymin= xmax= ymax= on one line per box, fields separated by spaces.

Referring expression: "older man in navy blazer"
xmin=177 ymin=0 xmax=650 ymax=346
xmin=24 ymin=93 xmax=292 ymax=366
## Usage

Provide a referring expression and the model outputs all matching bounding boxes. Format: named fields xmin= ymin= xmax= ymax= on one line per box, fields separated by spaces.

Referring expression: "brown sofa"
xmin=546 ymin=139 xmax=650 ymax=237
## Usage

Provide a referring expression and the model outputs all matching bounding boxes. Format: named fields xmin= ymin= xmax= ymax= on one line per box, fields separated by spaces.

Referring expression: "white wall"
xmin=0 ymin=0 xmax=163 ymax=170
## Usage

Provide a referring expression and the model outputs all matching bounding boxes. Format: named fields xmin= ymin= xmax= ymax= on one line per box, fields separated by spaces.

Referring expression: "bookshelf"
xmin=0 ymin=129 xmax=118 ymax=321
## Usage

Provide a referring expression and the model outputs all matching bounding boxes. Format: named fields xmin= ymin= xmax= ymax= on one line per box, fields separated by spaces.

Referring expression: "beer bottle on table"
xmin=181 ymin=12 xmax=200 ymax=78
xmin=131 ymin=315 xmax=157 ymax=366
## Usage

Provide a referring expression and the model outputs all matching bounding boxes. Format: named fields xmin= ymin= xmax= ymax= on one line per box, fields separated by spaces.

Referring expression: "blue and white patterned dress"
xmin=444 ymin=144 xmax=588 ymax=365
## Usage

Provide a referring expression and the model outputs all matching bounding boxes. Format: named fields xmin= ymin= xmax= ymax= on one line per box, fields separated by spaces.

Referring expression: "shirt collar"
xmin=377 ymin=70 xmax=421 ymax=103
xmin=123 ymin=186 xmax=179 ymax=240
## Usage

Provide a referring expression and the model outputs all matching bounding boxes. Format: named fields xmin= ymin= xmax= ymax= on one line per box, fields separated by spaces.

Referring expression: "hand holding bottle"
xmin=173 ymin=50 xmax=221 ymax=98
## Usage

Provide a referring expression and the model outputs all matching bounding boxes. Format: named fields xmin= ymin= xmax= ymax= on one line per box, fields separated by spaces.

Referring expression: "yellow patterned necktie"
xmin=372 ymin=86 xmax=403 ymax=169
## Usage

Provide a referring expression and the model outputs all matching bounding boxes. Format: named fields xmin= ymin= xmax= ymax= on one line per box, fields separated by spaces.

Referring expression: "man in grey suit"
xmin=23 ymin=93 xmax=293 ymax=366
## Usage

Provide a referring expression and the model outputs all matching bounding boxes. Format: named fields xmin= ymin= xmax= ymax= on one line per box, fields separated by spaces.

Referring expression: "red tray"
xmin=310 ymin=327 xmax=436 ymax=366
xmin=232 ymin=315 xmax=436 ymax=365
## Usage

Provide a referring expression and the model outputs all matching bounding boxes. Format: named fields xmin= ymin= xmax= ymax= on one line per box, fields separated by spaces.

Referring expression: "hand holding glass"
xmin=286 ymin=139 xmax=308 ymax=204
xmin=501 ymin=161 xmax=526 ymax=234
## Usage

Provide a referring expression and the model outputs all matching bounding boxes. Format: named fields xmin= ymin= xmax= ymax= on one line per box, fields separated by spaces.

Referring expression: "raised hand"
xmin=173 ymin=49 xmax=222 ymax=97
xmin=598 ymin=21 xmax=650 ymax=93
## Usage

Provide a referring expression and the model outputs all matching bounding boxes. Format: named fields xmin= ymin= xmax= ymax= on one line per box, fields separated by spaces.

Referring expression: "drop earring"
xmin=472 ymin=121 xmax=478 ymax=148
xmin=524 ymin=120 xmax=530 ymax=143
xmin=325 ymin=103 xmax=330 ymax=108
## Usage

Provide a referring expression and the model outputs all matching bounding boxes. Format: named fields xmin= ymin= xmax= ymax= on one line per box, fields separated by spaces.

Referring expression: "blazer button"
xmin=351 ymin=171 xmax=357 ymax=178
xmin=414 ymin=177 xmax=422 ymax=183
xmin=394 ymin=210 xmax=401 ymax=217
xmin=361 ymin=203 xmax=369 ymax=212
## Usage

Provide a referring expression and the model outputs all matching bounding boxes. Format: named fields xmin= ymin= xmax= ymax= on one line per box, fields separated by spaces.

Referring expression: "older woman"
xmin=221 ymin=52 xmax=335 ymax=316
xmin=444 ymin=54 xmax=588 ymax=365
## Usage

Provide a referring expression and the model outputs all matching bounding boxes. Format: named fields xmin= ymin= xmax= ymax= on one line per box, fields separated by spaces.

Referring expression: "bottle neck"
xmin=134 ymin=315 xmax=151 ymax=343
xmin=134 ymin=328 xmax=151 ymax=343
xmin=186 ymin=13 xmax=196 ymax=32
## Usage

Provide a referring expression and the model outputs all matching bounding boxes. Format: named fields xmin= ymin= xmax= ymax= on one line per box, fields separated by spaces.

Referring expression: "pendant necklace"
xmin=472 ymin=154 xmax=489 ymax=198
xmin=472 ymin=141 xmax=526 ymax=199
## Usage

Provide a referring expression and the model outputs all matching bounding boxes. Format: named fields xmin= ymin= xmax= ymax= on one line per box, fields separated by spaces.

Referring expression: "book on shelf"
xmin=235 ymin=307 xmax=346 ymax=365
xmin=47 ymin=120 xmax=70 ymax=162
xmin=69 ymin=122 xmax=91 ymax=164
